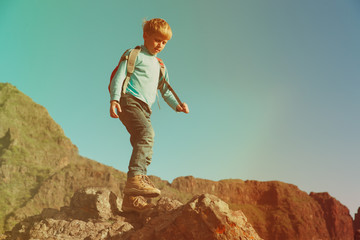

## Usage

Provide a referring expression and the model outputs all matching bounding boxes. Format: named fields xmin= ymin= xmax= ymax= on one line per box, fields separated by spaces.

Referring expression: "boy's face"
xmin=143 ymin=32 xmax=169 ymax=55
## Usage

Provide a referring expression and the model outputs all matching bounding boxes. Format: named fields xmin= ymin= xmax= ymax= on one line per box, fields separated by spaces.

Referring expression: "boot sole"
xmin=123 ymin=188 xmax=161 ymax=198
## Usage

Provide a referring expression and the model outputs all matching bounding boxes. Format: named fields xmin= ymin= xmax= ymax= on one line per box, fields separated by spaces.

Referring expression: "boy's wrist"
xmin=111 ymin=93 xmax=121 ymax=103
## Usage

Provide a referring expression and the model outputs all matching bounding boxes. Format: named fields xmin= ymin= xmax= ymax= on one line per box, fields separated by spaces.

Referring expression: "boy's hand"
xmin=110 ymin=100 xmax=121 ymax=118
xmin=176 ymin=103 xmax=189 ymax=114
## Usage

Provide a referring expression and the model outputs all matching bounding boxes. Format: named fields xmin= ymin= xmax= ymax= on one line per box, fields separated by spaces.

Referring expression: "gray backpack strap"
xmin=158 ymin=62 xmax=183 ymax=106
xmin=121 ymin=46 xmax=141 ymax=95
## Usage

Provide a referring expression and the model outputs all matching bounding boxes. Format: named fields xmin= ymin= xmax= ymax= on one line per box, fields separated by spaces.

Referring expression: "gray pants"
xmin=118 ymin=95 xmax=154 ymax=178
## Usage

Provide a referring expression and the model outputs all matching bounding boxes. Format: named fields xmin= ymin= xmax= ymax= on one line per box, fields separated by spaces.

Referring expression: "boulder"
xmin=69 ymin=187 xmax=121 ymax=220
xmin=129 ymin=193 xmax=262 ymax=240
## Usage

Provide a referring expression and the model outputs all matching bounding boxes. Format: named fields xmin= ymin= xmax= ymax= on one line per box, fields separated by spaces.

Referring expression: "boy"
xmin=109 ymin=18 xmax=189 ymax=212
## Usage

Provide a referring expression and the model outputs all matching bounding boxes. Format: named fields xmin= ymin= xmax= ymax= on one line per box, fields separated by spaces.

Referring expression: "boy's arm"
xmin=109 ymin=52 xmax=130 ymax=118
xmin=158 ymin=66 xmax=189 ymax=113
xmin=110 ymin=58 xmax=128 ymax=103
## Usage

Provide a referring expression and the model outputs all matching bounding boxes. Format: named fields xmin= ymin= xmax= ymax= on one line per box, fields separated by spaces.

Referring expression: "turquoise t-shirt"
xmin=110 ymin=45 xmax=178 ymax=111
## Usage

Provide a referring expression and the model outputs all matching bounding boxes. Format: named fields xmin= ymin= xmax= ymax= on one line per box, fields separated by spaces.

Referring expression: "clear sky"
xmin=1 ymin=0 xmax=359 ymax=216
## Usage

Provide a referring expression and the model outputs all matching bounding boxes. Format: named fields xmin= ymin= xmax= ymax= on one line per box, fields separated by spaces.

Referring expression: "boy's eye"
xmin=155 ymin=39 xmax=167 ymax=45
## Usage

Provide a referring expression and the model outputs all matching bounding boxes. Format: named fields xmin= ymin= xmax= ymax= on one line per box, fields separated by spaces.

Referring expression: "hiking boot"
xmin=124 ymin=175 xmax=161 ymax=197
xmin=122 ymin=195 xmax=154 ymax=213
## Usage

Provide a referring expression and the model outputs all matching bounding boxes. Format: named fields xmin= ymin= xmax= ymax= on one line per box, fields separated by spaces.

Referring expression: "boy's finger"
xmin=111 ymin=110 xmax=119 ymax=118
xmin=181 ymin=103 xmax=189 ymax=113
xmin=116 ymin=104 xmax=122 ymax=113
xmin=110 ymin=112 xmax=118 ymax=118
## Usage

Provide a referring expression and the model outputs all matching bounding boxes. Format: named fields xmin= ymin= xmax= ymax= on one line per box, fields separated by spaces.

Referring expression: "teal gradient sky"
xmin=1 ymin=0 xmax=359 ymax=216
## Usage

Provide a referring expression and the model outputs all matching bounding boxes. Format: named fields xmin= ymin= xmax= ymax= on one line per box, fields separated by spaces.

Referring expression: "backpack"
xmin=108 ymin=46 xmax=182 ymax=105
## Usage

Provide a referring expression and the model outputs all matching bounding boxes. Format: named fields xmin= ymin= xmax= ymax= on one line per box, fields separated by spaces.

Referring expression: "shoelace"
xmin=142 ymin=175 xmax=156 ymax=188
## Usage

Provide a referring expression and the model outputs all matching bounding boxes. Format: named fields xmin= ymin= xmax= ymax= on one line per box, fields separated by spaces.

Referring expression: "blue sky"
xmin=1 ymin=0 xmax=359 ymax=216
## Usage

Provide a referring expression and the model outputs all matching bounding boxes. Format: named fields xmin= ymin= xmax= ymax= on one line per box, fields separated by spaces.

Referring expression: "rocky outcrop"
xmin=3 ymin=157 xmax=127 ymax=233
xmin=310 ymin=192 xmax=354 ymax=240
xmin=7 ymin=188 xmax=262 ymax=240
xmin=131 ymin=194 xmax=261 ymax=240
xmin=7 ymin=188 xmax=128 ymax=240
xmin=168 ymin=176 xmax=354 ymax=240
xmin=356 ymin=230 xmax=360 ymax=240
xmin=0 ymin=83 xmax=79 ymax=232
xmin=354 ymin=207 xmax=360 ymax=239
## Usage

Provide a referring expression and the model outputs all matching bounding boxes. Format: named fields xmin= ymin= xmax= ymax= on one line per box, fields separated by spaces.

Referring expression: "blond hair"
xmin=142 ymin=18 xmax=172 ymax=40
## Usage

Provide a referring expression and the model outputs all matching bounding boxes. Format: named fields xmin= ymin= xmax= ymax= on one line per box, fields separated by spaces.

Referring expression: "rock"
xmin=69 ymin=187 xmax=121 ymax=221
xmin=354 ymin=207 xmax=360 ymax=236
xmin=154 ymin=196 xmax=183 ymax=213
xmin=355 ymin=229 xmax=360 ymax=240
xmin=169 ymin=176 xmax=355 ymax=240
xmin=7 ymin=189 xmax=262 ymax=240
xmin=3 ymin=159 xmax=127 ymax=233
xmin=0 ymin=83 xmax=79 ymax=232
xmin=128 ymin=193 xmax=262 ymax=240
xmin=310 ymin=192 xmax=354 ymax=240
xmin=16 ymin=217 xmax=131 ymax=240
xmin=7 ymin=188 xmax=131 ymax=240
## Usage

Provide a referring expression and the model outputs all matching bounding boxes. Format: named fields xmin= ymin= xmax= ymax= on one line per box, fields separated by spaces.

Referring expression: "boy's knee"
xmin=134 ymin=128 xmax=154 ymax=145
xmin=143 ymin=128 xmax=155 ymax=143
